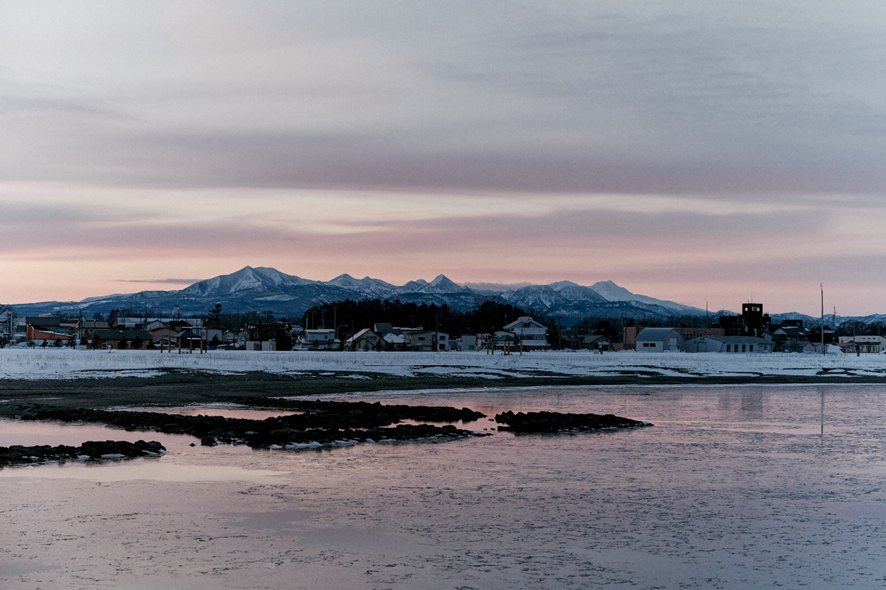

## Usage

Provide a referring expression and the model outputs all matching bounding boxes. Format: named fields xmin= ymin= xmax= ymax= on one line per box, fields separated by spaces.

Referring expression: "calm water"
xmin=2 ymin=384 xmax=886 ymax=589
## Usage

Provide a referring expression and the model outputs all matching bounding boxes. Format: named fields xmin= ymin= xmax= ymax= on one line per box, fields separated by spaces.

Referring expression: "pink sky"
xmin=2 ymin=2 xmax=886 ymax=316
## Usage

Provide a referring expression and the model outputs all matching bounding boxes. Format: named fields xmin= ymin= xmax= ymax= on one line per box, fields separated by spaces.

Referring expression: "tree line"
xmin=300 ymin=299 xmax=529 ymax=338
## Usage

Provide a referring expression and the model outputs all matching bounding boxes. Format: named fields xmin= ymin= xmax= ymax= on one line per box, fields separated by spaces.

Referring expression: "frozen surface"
xmin=1 ymin=348 xmax=885 ymax=381
xmin=2 ymin=384 xmax=886 ymax=588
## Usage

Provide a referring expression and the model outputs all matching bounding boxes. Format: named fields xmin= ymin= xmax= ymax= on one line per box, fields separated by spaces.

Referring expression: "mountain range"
xmin=15 ymin=265 xmax=885 ymax=328
xmin=11 ymin=266 xmax=715 ymax=325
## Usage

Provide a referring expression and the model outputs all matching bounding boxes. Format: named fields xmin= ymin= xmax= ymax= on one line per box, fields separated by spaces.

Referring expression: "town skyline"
xmin=3 ymin=2 xmax=886 ymax=316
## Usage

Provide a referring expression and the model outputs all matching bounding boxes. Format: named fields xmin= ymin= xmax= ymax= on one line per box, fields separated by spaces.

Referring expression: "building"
xmin=455 ymin=335 xmax=478 ymax=351
xmin=403 ymin=329 xmax=449 ymax=351
xmin=0 ymin=305 xmax=15 ymax=345
xmin=26 ymin=316 xmax=74 ymax=346
xmin=502 ymin=317 xmax=549 ymax=350
xmin=635 ymin=328 xmax=684 ymax=352
xmin=684 ymin=335 xmax=774 ymax=353
xmin=91 ymin=330 xmax=153 ymax=350
xmin=837 ymin=335 xmax=886 ymax=354
xmin=717 ymin=303 xmax=771 ymax=337
xmin=581 ymin=334 xmax=611 ymax=351
xmin=302 ymin=329 xmax=338 ymax=350
xmin=345 ymin=328 xmax=382 ymax=351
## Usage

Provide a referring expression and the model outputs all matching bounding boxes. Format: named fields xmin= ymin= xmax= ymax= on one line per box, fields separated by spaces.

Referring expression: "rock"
xmin=494 ymin=410 xmax=652 ymax=433
xmin=0 ymin=440 xmax=167 ymax=468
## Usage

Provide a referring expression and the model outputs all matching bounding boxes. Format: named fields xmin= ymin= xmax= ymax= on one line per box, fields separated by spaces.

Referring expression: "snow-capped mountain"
xmin=12 ymin=266 xmax=711 ymax=324
xmin=588 ymin=280 xmax=700 ymax=315
xmin=181 ymin=266 xmax=314 ymax=297
xmin=327 ymin=274 xmax=398 ymax=299
xmin=500 ymin=285 xmax=571 ymax=309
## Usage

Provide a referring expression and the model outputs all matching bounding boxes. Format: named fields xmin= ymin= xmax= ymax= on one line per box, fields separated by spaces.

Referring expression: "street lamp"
xmin=336 ymin=324 xmax=349 ymax=351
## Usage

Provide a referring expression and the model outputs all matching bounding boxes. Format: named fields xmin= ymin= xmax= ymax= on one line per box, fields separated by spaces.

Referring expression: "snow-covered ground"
xmin=0 ymin=348 xmax=883 ymax=381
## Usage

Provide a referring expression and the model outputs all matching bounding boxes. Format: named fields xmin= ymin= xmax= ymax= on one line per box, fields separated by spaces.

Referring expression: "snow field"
xmin=0 ymin=348 xmax=883 ymax=381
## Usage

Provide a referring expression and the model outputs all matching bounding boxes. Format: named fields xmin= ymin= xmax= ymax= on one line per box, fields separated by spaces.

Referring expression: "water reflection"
xmin=0 ymin=418 xmax=192 ymax=448
xmin=2 ymin=384 xmax=886 ymax=589
xmin=740 ymin=390 xmax=764 ymax=417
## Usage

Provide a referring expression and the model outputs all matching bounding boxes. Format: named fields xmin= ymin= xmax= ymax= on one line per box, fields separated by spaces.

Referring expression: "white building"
xmin=837 ymin=335 xmax=886 ymax=354
xmin=455 ymin=335 xmax=478 ymax=351
xmin=684 ymin=335 xmax=774 ymax=353
xmin=302 ymin=329 xmax=339 ymax=350
xmin=635 ymin=328 xmax=684 ymax=352
xmin=502 ymin=317 xmax=549 ymax=350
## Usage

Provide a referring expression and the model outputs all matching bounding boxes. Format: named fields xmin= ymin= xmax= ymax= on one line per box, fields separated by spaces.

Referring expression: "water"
xmin=2 ymin=384 xmax=886 ymax=589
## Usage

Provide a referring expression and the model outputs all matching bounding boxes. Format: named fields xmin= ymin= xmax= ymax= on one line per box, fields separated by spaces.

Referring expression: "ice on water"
xmin=2 ymin=384 xmax=886 ymax=588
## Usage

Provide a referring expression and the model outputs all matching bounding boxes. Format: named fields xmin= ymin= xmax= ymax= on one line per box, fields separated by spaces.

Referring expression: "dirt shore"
xmin=2 ymin=369 xmax=886 ymax=413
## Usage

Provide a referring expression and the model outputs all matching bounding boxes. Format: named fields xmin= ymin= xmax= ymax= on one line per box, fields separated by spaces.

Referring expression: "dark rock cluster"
xmin=226 ymin=397 xmax=486 ymax=424
xmin=495 ymin=410 xmax=652 ymax=433
xmin=0 ymin=440 xmax=166 ymax=468
xmin=202 ymin=423 xmax=470 ymax=448
xmin=9 ymin=401 xmax=485 ymax=450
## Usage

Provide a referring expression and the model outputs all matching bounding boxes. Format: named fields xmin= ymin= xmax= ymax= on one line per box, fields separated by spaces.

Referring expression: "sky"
xmin=2 ymin=1 xmax=886 ymax=316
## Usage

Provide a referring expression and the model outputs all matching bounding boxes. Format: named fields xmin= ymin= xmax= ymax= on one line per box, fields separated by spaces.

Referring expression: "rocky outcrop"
xmin=9 ymin=401 xmax=485 ymax=450
xmin=226 ymin=397 xmax=486 ymax=424
xmin=495 ymin=410 xmax=651 ymax=433
xmin=0 ymin=440 xmax=166 ymax=467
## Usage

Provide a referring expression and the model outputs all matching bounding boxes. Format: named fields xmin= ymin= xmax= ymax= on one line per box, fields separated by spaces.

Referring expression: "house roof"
xmin=93 ymin=330 xmax=151 ymax=340
xmin=27 ymin=316 xmax=62 ymax=327
xmin=346 ymin=328 xmax=379 ymax=344
xmin=691 ymin=335 xmax=769 ymax=345
xmin=636 ymin=328 xmax=683 ymax=341
xmin=503 ymin=316 xmax=546 ymax=331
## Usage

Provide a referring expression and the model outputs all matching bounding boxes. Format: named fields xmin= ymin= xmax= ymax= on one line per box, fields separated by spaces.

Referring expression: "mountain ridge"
xmin=6 ymin=266 xmax=745 ymax=325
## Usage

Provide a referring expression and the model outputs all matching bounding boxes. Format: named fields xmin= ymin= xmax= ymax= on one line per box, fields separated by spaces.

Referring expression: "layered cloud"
xmin=1 ymin=2 xmax=885 ymax=314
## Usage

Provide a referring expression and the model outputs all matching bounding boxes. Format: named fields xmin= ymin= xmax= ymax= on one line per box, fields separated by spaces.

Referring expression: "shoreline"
xmin=3 ymin=369 xmax=886 ymax=411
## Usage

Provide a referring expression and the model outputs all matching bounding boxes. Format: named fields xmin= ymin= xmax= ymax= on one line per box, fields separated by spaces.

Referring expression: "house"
xmin=455 ymin=335 xmax=478 ymax=351
xmin=91 ymin=330 xmax=152 ymax=350
xmin=837 ymin=335 xmax=886 ymax=354
xmin=345 ymin=328 xmax=382 ymax=351
xmin=74 ymin=319 xmax=110 ymax=345
xmin=0 ymin=305 xmax=15 ymax=345
xmin=635 ymin=328 xmax=684 ymax=352
xmin=581 ymin=334 xmax=611 ymax=351
xmin=683 ymin=335 xmax=774 ymax=353
xmin=302 ymin=329 xmax=338 ymax=350
xmin=382 ymin=332 xmax=409 ymax=350
xmin=776 ymin=340 xmax=816 ymax=354
xmin=403 ymin=329 xmax=449 ymax=351
xmin=243 ymin=323 xmax=281 ymax=351
xmin=502 ymin=317 xmax=549 ymax=350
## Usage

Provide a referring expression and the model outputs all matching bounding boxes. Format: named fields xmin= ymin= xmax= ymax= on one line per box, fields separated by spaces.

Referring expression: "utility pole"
xmin=821 ymin=283 xmax=825 ymax=355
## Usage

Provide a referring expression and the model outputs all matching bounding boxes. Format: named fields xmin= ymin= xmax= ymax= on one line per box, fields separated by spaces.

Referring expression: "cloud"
xmin=3 ymin=2 xmax=886 ymax=314
xmin=116 ymin=278 xmax=202 ymax=285
xmin=1 ymin=2 xmax=885 ymax=195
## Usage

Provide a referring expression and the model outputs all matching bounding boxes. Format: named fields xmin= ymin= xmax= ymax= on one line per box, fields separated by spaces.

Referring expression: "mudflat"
xmin=2 ymin=368 xmax=885 ymax=412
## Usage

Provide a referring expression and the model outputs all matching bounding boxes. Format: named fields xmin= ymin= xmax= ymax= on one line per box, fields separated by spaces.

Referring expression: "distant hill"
xmin=11 ymin=266 xmax=715 ymax=325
